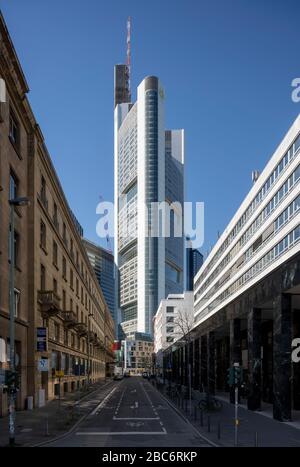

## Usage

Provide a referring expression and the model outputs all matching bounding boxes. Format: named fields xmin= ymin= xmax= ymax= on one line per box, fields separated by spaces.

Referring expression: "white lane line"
xmin=76 ymin=428 xmax=167 ymax=436
xmin=90 ymin=387 xmax=117 ymax=416
xmin=113 ymin=417 xmax=160 ymax=420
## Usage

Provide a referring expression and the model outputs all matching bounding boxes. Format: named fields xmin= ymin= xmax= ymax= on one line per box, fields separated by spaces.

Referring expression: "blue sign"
xmin=37 ymin=327 xmax=47 ymax=352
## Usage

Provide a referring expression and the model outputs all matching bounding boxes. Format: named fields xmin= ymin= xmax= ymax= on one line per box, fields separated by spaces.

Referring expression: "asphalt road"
xmin=46 ymin=377 xmax=212 ymax=447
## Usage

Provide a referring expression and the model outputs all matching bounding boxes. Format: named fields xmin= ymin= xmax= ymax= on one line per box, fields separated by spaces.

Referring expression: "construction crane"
xmin=127 ymin=16 xmax=131 ymax=101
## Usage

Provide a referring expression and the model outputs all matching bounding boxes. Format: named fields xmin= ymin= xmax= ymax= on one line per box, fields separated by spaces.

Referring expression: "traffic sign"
xmin=55 ymin=370 xmax=64 ymax=378
xmin=37 ymin=358 xmax=49 ymax=372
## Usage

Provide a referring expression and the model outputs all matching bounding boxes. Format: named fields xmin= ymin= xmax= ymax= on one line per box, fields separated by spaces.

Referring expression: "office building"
xmin=165 ymin=115 xmax=300 ymax=422
xmin=186 ymin=246 xmax=203 ymax=291
xmin=83 ymin=239 xmax=116 ymax=327
xmin=153 ymin=292 xmax=194 ymax=372
xmin=114 ymin=71 xmax=184 ymax=339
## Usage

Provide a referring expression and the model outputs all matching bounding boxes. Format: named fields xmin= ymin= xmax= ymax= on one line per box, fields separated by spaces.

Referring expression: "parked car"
xmin=124 ymin=371 xmax=130 ymax=377
xmin=113 ymin=373 xmax=123 ymax=381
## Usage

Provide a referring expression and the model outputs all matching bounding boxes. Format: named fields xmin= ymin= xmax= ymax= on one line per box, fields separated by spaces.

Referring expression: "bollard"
xmin=254 ymin=432 xmax=258 ymax=447
xmin=194 ymin=406 xmax=197 ymax=421
xmin=217 ymin=421 xmax=221 ymax=440
xmin=207 ymin=415 xmax=211 ymax=433
xmin=200 ymin=409 xmax=204 ymax=427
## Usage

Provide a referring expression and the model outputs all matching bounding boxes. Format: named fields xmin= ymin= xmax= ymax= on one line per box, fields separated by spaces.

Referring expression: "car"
xmin=113 ymin=373 xmax=123 ymax=381
xmin=124 ymin=371 xmax=130 ymax=377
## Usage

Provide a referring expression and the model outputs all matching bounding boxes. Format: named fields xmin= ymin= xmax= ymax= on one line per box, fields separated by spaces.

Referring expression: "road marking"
xmin=76 ymin=428 xmax=167 ymax=436
xmin=90 ymin=387 xmax=117 ymax=416
xmin=113 ymin=417 xmax=160 ymax=420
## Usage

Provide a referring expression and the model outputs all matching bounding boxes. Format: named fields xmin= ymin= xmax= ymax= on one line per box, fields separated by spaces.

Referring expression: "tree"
xmin=173 ymin=307 xmax=194 ymax=415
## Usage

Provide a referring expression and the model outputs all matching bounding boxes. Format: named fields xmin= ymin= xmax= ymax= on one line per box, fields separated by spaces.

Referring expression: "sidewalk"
xmin=0 ymin=379 xmax=113 ymax=447
xmin=156 ymin=383 xmax=300 ymax=447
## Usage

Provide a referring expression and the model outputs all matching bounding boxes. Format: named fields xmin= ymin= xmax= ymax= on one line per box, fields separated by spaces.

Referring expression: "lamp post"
xmin=8 ymin=197 xmax=30 ymax=446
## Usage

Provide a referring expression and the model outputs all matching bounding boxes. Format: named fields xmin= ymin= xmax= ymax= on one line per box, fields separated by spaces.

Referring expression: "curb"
xmin=152 ymin=384 xmax=219 ymax=448
xmin=29 ymin=380 xmax=115 ymax=447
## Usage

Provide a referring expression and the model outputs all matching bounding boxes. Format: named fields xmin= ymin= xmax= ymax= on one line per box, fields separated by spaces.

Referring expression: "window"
xmin=76 ymin=278 xmax=79 ymax=296
xmin=40 ymin=264 xmax=46 ymax=290
xmin=63 ymin=223 xmax=67 ymax=245
xmin=70 ymin=238 xmax=74 ymax=258
xmin=166 ymin=336 xmax=174 ymax=343
xmin=9 ymin=229 xmax=19 ymax=268
xmin=40 ymin=176 xmax=47 ymax=208
xmin=62 ymin=290 xmax=66 ymax=311
xmin=9 ymin=171 xmax=18 ymax=201
xmin=64 ymin=329 xmax=68 ymax=346
xmin=166 ymin=306 xmax=174 ymax=314
xmin=166 ymin=326 xmax=174 ymax=333
xmin=14 ymin=288 xmax=20 ymax=318
xmin=62 ymin=256 xmax=67 ymax=279
xmin=70 ymin=298 xmax=73 ymax=311
xmin=54 ymin=323 xmax=59 ymax=342
xmin=53 ymin=278 xmax=57 ymax=293
xmin=166 ymin=316 xmax=174 ymax=323
xmin=40 ymin=220 xmax=46 ymax=249
xmin=70 ymin=268 xmax=74 ymax=289
xmin=53 ymin=202 xmax=59 ymax=229
xmin=53 ymin=240 xmax=58 ymax=266
xmin=71 ymin=333 xmax=75 ymax=348
xmin=9 ymin=111 xmax=19 ymax=147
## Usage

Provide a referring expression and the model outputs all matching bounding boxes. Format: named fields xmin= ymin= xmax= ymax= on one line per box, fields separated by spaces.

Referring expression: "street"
xmin=46 ymin=377 xmax=211 ymax=447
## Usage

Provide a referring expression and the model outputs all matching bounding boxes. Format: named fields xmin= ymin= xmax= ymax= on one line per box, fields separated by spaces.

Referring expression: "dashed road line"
xmin=90 ymin=387 xmax=117 ymax=416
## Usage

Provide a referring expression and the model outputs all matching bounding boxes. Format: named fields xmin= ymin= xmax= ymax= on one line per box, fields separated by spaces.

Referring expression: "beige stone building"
xmin=0 ymin=12 xmax=114 ymax=414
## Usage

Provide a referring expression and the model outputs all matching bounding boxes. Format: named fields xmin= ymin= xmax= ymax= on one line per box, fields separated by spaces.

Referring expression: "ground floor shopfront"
xmin=163 ymin=251 xmax=300 ymax=422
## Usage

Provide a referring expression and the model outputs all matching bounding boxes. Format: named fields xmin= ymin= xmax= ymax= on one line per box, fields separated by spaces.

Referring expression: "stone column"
xmin=247 ymin=308 xmax=262 ymax=411
xmin=208 ymin=331 xmax=216 ymax=395
xmin=230 ymin=318 xmax=241 ymax=403
xmin=273 ymin=293 xmax=292 ymax=421
xmin=200 ymin=334 xmax=207 ymax=392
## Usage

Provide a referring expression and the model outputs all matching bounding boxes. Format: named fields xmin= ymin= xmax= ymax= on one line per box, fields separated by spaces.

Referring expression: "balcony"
xmin=87 ymin=331 xmax=97 ymax=344
xmin=38 ymin=291 xmax=60 ymax=316
xmin=75 ymin=322 xmax=88 ymax=337
xmin=60 ymin=310 xmax=77 ymax=328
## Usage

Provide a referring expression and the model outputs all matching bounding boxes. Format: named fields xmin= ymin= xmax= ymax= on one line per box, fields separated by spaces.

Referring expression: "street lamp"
xmin=8 ymin=197 xmax=30 ymax=446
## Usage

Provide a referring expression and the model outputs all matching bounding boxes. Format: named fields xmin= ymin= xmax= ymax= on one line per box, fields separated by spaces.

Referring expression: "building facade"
xmin=186 ymin=247 xmax=203 ymax=291
xmin=0 ymin=12 xmax=114 ymax=414
xmin=83 ymin=239 xmax=116 ymax=329
xmin=164 ymin=115 xmax=300 ymax=422
xmin=124 ymin=332 xmax=154 ymax=375
xmin=114 ymin=71 xmax=184 ymax=339
xmin=153 ymin=292 xmax=194 ymax=372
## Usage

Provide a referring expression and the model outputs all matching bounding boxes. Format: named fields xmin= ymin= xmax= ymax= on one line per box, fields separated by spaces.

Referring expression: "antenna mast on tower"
xmin=126 ymin=16 xmax=131 ymax=101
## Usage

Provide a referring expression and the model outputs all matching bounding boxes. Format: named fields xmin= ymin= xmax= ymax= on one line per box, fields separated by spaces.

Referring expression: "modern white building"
xmin=194 ymin=115 xmax=300 ymax=327
xmin=114 ymin=70 xmax=185 ymax=339
xmin=153 ymin=292 xmax=194 ymax=369
xmin=164 ymin=115 xmax=300 ymax=422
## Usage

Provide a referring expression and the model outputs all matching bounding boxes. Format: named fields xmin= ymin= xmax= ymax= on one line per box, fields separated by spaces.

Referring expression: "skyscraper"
xmin=114 ymin=73 xmax=184 ymax=339
xmin=186 ymin=247 xmax=203 ymax=291
xmin=83 ymin=239 xmax=116 ymax=327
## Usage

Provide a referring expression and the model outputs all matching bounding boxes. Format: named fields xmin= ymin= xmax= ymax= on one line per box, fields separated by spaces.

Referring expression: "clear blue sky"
xmin=1 ymin=0 xmax=300 ymax=255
